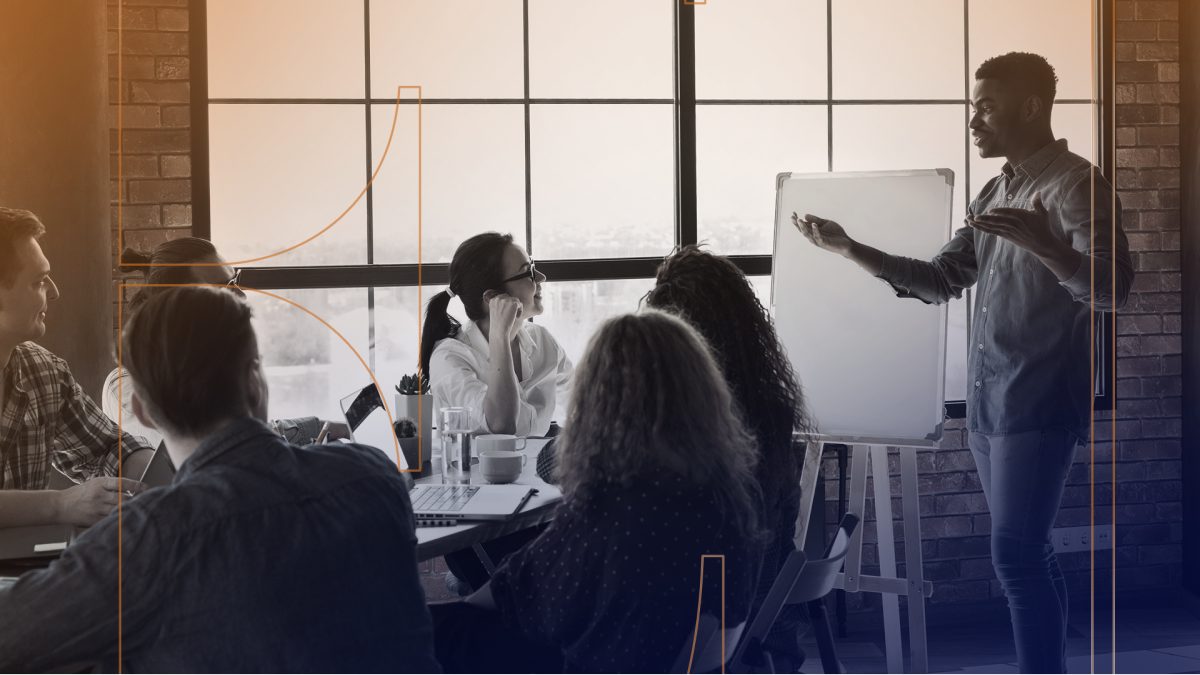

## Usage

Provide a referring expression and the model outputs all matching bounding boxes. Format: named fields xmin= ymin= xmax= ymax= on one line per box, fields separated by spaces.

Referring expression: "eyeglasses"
xmin=500 ymin=262 xmax=540 ymax=285
xmin=226 ymin=268 xmax=242 ymax=286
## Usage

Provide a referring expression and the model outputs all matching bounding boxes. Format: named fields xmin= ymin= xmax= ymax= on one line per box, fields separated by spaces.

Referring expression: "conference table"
xmin=414 ymin=437 xmax=562 ymax=565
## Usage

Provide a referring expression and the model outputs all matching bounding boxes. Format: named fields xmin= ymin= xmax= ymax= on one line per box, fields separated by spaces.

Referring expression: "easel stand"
xmin=796 ymin=441 xmax=934 ymax=673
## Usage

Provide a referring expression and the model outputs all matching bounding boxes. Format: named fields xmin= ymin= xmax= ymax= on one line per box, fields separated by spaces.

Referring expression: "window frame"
xmin=188 ymin=0 xmax=1117 ymax=417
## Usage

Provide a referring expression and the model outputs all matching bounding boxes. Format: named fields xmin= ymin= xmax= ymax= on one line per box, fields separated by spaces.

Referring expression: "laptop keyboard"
xmin=411 ymin=485 xmax=480 ymax=512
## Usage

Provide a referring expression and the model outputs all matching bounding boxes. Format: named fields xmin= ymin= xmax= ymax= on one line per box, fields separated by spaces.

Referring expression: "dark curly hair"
xmin=975 ymin=52 xmax=1058 ymax=108
xmin=644 ymin=245 xmax=814 ymax=498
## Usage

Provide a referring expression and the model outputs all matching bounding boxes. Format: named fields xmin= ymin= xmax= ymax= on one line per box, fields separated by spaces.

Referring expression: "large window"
xmin=193 ymin=0 xmax=1112 ymax=421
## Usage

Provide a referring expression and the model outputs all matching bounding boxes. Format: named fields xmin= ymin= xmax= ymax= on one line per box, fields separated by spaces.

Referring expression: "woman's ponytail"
xmin=419 ymin=290 xmax=460 ymax=380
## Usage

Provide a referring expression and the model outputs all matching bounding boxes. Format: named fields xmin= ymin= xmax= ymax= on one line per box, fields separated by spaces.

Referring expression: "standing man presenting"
xmin=795 ymin=53 xmax=1132 ymax=673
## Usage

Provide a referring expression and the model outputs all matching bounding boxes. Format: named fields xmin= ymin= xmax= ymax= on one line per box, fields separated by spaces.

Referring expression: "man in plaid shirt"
xmin=0 ymin=208 xmax=152 ymax=528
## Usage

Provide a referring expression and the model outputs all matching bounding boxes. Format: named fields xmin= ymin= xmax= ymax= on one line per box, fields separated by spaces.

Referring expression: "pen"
xmin=314 ymin=421 xmax=332 ymax=444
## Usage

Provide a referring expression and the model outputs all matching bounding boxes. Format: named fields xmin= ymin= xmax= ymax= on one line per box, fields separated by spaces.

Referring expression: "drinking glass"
xmin=440 ymin=407 xmax=472 ymax=484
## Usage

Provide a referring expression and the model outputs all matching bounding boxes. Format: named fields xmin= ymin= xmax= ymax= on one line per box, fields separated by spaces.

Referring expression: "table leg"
xmin=870 ymin=445 xmax=903 ymax=674
xmin=837 ymin=444 xmax=849 ymax=638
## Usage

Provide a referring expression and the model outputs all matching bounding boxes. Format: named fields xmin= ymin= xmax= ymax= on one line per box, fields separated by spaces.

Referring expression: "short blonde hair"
xmin=556 ymin=309 xmax=763 ymax=538
xmin=0 ymin=208 xmax=46 ymax=287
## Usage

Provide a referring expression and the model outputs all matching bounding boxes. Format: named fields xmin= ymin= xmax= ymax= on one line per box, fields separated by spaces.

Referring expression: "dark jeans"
xmin=428 ymin=601 xmax=563 ymax=673
xmin=969 ymin=428 xmax=1078 ymax=674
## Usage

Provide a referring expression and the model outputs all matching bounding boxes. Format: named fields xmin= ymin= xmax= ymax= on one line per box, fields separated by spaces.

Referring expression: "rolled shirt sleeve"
xmin=875 ymin=223 xmax=980 ymax=306
xmin=1055 ymin=171 xmax=1133 ymax=311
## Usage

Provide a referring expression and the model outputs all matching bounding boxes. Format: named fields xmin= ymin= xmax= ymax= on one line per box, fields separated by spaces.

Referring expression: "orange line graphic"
xmin=117 ymin=85 xmax=421 ymax=268
xmin=686 ymin=554 xmax=728 ymax=673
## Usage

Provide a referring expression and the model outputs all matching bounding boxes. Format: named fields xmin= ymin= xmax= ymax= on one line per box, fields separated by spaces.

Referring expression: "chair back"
xmin=672 ymin=613 xmax=747 ymax=673
xmin=786 ymin=513 xmax=859 ymax=603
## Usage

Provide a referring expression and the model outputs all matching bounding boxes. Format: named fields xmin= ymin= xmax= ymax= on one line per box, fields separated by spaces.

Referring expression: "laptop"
xmin=339 ymin=384 xmax=536 ymax=522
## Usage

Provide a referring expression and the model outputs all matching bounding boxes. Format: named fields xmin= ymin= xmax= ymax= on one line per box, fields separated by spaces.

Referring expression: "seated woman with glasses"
xmin=105 ymin=238 xmax=343 ymax=448
xmin=645 ymin=245 xmax=815 ymax=670
xmin=422 ymin=232 xmax=574 ymax=592
xmin=430 ymin=310 xmax=764 ymax=673
xmin=421 ymin=232 xmax=572 ymax=440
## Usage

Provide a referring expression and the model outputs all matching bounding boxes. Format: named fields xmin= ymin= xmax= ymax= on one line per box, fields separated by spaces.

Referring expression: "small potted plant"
xmin=392 ymin=417 xmax=423 ymax=473
xmin=395 ymin=372 xmax=432 ymax=465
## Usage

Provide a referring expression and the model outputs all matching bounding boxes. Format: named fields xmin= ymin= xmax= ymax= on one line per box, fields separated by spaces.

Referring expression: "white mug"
xmin=479 ymin=450 xmax=526 ymax=484
xmin=474 ymin=434 xmax=527 ymax=454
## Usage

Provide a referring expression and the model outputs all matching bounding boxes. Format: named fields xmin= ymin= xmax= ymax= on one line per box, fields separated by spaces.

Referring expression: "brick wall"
xmin=108 ymin=0 xmax=1184 ymax=607
xmin=107 ymin=0 xmax=193 ymax=335
xmin=829 ymin=0 xmax=1184 ymax=613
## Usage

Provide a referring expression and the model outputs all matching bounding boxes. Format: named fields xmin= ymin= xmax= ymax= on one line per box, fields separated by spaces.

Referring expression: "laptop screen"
xmin=339 ymin=385 xmax=409 ymax=470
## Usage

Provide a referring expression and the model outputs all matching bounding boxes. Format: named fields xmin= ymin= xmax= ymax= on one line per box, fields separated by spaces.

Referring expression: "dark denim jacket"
xmin=0 ymin=417 xmax=439 ymax=673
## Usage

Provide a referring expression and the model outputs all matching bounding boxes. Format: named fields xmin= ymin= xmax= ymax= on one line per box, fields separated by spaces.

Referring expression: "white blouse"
xmin=429 ymin=320 xmax=573 ymax=437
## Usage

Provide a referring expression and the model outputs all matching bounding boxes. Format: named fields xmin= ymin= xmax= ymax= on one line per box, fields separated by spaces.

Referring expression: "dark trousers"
xmin=428 ymin=601 xmax=563 ymax=673
xmin=969 ymin=428 xmax=1077 ymax=674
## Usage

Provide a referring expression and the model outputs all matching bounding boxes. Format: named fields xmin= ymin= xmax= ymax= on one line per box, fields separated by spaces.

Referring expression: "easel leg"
xmin=900 ymin=450 xmax=929 ymax=673
xmin=843 ymin=445 xmax=870 ymax=593
xmin=795 ymin=440 xmax=825 ymax=547
xmin=870 ymin=445 xmax=903 ymax=674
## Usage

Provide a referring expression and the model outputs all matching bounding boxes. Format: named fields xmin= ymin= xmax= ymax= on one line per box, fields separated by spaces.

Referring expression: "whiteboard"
xmin=771 ymin=170 xmax=953 ymax=448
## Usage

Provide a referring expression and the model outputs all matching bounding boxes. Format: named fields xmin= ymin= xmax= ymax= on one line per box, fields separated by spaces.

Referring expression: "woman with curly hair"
xmin=645 ymin=244 xmax=815 ymax=669
xmin=430 ymin=310 xmax=765 ymax=673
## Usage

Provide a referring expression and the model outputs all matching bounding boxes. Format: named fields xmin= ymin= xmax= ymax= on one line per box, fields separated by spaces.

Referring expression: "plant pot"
xmin=398 ymin=393 xmax=433 ymax=468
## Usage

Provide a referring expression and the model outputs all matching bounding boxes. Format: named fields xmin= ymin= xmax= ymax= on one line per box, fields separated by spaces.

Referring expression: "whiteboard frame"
xmin=771 ymin=169 xmax=954 ymax=449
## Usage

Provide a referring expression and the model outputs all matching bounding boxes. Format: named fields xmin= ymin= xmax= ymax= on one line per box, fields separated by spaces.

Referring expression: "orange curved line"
xmin=119 ymin=85 xmax=422 ymax=268
xmin=117 ymin=282 xmax=409 ymax=471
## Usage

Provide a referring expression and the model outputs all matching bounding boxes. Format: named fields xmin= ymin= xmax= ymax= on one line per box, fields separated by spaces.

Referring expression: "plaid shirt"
xmin=0 ymin=342 xmax=150 ymax=490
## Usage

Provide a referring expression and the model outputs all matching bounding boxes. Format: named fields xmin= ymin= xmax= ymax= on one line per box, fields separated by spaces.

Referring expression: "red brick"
xmin=1158 ymin=21 xmax=1179 ymax=40
xmin=108 ymin=6 xmax=156 ymax=30
xmin=1137 ymin=125 xmax=1179 ymax=145
xmin=121 ymin=228 xmax=194 ymax=253
xmin=1116 ymin=83 xmax=1138 ymax=103
xmin=156 ymin=56 xmax=189 ymax=80
xmin=1161 ymin=189 xmax=1180 ymax=208
xmin=1160 ymin=147 xmax=1180 ymax=167
xmin=1126 ymin=231 xmax=1161 ymax=251
xmin=1142 ymin=418 xmax=1182 ymax=438
xmin=1119 ymin=315 xmax=1163 ymax=336
xmin=1135 ymin=83 xmax=1179 ymax=104
xmin=1136 ymin=0 xmax=1178 ymax=20
xmin=111 ymin=204 xmax=160 ymax=228
xmin=1117 ymin=62 xmax=1159 ymax=83
xmin=1119 ymin=335 xmax=1181 ymax=356
xmin=130 ymin=81 xmax=189 ymax=104
xmin=109 ymin=55 xmax=155 ymax=80
xmin=122 ymin=129 xmax=189 ymax=153
xmin=1116 ymin=147 xmax=1159 ymax=168
xmin=110 ymin=154 xmax=159 ymax=178
xmin=1116 ymin=20 xmax=1158 ymax=41
xmin=160 ymin=155 xmax=191 ymax=178
xmin=1121 ymin=190 xmax=1162 ymax=210
xmin=1131 ymin=271 xmax=1162 ymax=292
xmin=156 ymin=8 xmax=189 ymax=31
xmin=1116 ymin=170 xmax=1141 ymax=190
xmin=120 ymin=31 xmax=188 ymax=56
xmin=1117 ymin=1 xmax=1135 ymax=20
xmin=129 ymin=179 xmax=191 ymax=204
xmin=1163 ymin=315 xmax=1181 ymax=334
xmin=161 ymin=106 xmax=191 ymax=128
xmin=162 ymin=204 xmax=192 ymax=227
xmin=1161 ymin=232 xmax=1179 ymax=251
xmin=1128 ymin=291 xmax=1181 ymax=313
xmin=1116 ymin=43 xmax=1137 ymax=63
xmin=1136 ymin=42 xmax=1180 ymax=62
xmin=110 ymin=179 xmax=124 ymax=202
xmin=1158 ymin=62 xmax=1180 ymax=82
xmin=1116 ymin=104 xmax=1160 ymax=125
xmin=1136 ymin=251 xmax=1180 ymax=271
xmin=1138 ymin=210 xmax=1179 ymax=230
xmin=109 ymin=104 xmax=160 ymax=128
xmin=1142 ymin=375 xmax=1183 ymax=397
xmin=1162 ymin=105 xmax=1179 ymax=124
xmin=1116 ymin=127 xmax=1137 ymax=146
xmin=1163 ymin=354 xmax=1182 ymax=375
xmin=1139 ymin=168 xmax=1179 ymax=189
xmin=1116 ymin=397 xmax=1161 ymax=417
